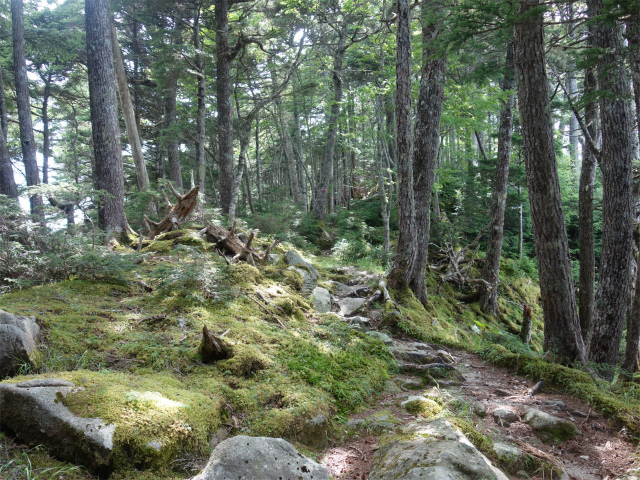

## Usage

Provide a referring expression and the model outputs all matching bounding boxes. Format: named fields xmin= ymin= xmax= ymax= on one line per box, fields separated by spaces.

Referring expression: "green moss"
xmin=282 ymin=269 xmax=304 ymax=291
xmin=403 ymin=397 xmax=443 ymax=418
xmin=141 ymin=240 xmax=173 ymax=254
xmin=219 ymin=344 xmax=271 ymax=377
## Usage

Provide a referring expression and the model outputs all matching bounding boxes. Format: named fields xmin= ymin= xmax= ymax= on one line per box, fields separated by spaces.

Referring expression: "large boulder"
xmin=0 ymin=379 xmax=115 ymax=475
xmin=524 ymin=407 xmax=579 ymax=443
xmin=0 ymin=309 xmax=40 ymax=378
xmin=191 ymin=435 xmax=329 ymax=480
xmin=338 ymin=297 xmax=366 ymax=316
xmin=284 ymin=250 xmax=320 ymax=294
xmin=369 ymin=419 xmax=509 ymax=480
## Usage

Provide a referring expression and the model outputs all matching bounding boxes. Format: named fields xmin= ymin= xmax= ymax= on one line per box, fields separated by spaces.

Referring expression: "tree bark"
xmin=311 ymin=22 xmax=347 ymax=218
xmin=276 ymin=96 xmax=301 ymax=204
xmin=578 ymin=47 xmax=598 ymax=344
xmin=0 ymin=68 xmax=17 ymax=199
xmin=144 ymin=183 xmax=199 ymax=238
xmin=111 ymin=22 xmax=149 ymax=192
xmin=193 ymin=3 xmax=206 ymax=197
xmin=408 ymin=0 xmax=446 ymax=305
xmin=513 ymin=0 xmax=586 ymax=363
xmin=587 ymin=0 xmax=634 ymax=377
xmin=387 ymin=0 xmax=416 ymax=291
xmin=41 ymin=74 xmax=51 ymax=184
xmin=479 ymin=42 xmax=515 ymax=314
xmin=163 ymin=16 xmax=183 ymax=190
xmin=85 ymin=0 xmax=129 ymax=234
xmin=216 ymin=0 xmax=234 ymax=214
xmin=11 ymin=0 xmax=43 ymax=219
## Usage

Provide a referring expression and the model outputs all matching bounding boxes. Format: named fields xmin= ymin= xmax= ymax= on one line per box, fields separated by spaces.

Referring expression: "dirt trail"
xmin=321 ymin=340 xmax=639 ymax=480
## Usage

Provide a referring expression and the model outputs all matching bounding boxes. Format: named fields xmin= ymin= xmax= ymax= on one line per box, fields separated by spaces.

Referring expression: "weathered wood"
xmin=205 ymin=221 xmax=280 ymax=265
xmin=200 ymin=325 xmax=230 ymax=363
xmin=144 ymin=183 xmax=199 ymax=238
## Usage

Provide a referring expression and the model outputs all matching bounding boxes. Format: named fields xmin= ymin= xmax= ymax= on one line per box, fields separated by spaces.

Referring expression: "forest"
xmin=1 ymin=0 xmax=640 ymax=478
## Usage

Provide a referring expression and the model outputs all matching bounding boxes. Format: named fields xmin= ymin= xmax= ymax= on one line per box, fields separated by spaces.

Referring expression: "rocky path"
xmin=318 ymin=267 xmax=639 ymax=480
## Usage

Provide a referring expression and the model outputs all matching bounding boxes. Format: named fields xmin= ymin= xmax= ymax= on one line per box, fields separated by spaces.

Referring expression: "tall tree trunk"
xmin=514 ymin=0 xmax=586 ymax=363
xmin=194 ymin=2 xmax=206 ymax=197
xmin=293 ymin=95 xmax=308 ymax=211
xmin=228 ymin=122 xmax=251 ymax=219
xmin=276 ymin=96 xmax=300 ymax=204
xmin=0 ymin=65 xmax=7 ymax=141
xmin=407 ymin=0 xmax=446 ymax=305
xmin=578 ymin=45 xmax=598 ymax=344
xmin=0 ymin=66 xmax=17 ymax=198
xmin=111 ymin=22 xmax=149 ymax=192
xmin=85 ymin=0 xmax=128 ymax=234
xmin=11 ymin=0 xmax=43 ymax=219
xmin=164 ymin=16 xmax=183 ymax=190
xmin=216 ymin=0 xmax=234 ymax=214
xmin=587 ymin=0 xmax=634 ymax=377
xmin=41 ymin=75 xmax=51 ymax=184
xmin=387 ymin=0 xmax=416 ymax=290
xmin=479 ymin=41 xmax=516 ymax=314
xmin=311 ymin=23 xmax=347 ymax=218
xmin=255 ymin=115 xmax=262 ymax=204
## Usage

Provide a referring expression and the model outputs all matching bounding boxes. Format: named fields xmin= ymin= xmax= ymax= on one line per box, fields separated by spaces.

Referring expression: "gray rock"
xmin=369 ymin=419 xmax=509 ymax=480
xmin=390 ymin=346 xmax=441 ymax=364
xmin=346 ymin=315 xmax=370 ymax=326
xmin=524 ymin=407 xmax=579 ymax=443
xmin=17 ymin=379 xmax=74 ymax=388
xmin=298 ymin=414 xmax=328 ymax=449
xmin=0 ymin=380 xmax=115 ymax=474
xmin=268 ymin=254 xmax=280 ymax=264
xmin=191 ymin=435 xmax=329 ymax=480
xmin=369 ymin=310 xmax=384 ymax=322
xmin=0 ymin=309 xmax=40 ymax=378
xmin=310 ymin=287 xmax=332 ymax=313
xmin=493 ymin=407 xmax=519 ymax=427
xmin=346 ymin=418 xmax=366 ymax=430
xmin=326 ymin=280 xmax=351 ymax=296
xmin=146 ymin=440 xmax=163 ymax=451
xmin=472 ymin=401 xmax=487 ymax=417
xmin=368 ymin=421 xmax=397 ymax=432
xmin=437 ymin=350 xmax=455 ymax=364
xmin=338 ymin=297 xmax=366 ymax=316
xmin=284 ymin=251 xmax=320 ymax=294
xmin=493 ymin=441 xmax=524 ymax=469
xmin=397 ymin=376 xmax=423 ymax=390
xmin=284 ymin=250 xmax=319 ymax=278
xmin=383 ymin=380 xmax=402 ymax=394
xmin=366 ymin=331 xmax=393 ymax=345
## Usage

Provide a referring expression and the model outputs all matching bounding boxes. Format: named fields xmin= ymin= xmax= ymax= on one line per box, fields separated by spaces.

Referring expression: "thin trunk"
xmin=0 ymin=65 xmax=7 ymax=141
xmin=11 ymin=0 xmax=43 ymax=219
xmin=85 ymin=0 xmax=128 ymax=234
xmin=587 ymin=0 xmax=634 ymax=377
xmin=578 ymin=41 xmax=598 ymax=345
xmin=479 ymin=41 xmax=516 ymax=314
xmin=194 ymin=3 xmax=206 ymax=197
xmin=244 ymin=162 xmax=255 ymax=214
xmin=164 ymin=16 xmax=183 ymax=190
xmin=388 ymin=0 xmax=416 ymax=290
xmin=408 ymin=0 xmax=446 ymax=305
xmin=132 ymin=18 xmax=141 ymax=131
xmin=312 ymin=23 xmax=347 ymax=218
xmin=276 ymin=96 xmax=300 ymax=203
xmin=255 ymin=115 xmax=262 ymax=204
xmin=111 ymin=22 xmax=149 ymax=191
xmin=228 ymin=123 xmax=250 ymax=219
xmin=376 ymin=99 xmax=391 ymax=253
xmin=514 ymin=0 xmax=586 ymax=363
xmin=293 ymin=96 xmax=308 ymax=211
xmin=41 ymin=75 xmax=51 ymax=184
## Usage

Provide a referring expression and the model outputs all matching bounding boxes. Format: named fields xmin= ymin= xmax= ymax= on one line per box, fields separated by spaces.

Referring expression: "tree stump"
xmin=520 ymin=304 xmax=533 ymax=344
xmin=199 ymin=325 xmax=229 ymax=363
xmin=144 ymin=182 xmax=199 ymax=238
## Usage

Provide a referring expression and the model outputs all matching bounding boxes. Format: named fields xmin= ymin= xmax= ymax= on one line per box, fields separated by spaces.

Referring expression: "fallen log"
xmin=144 ymin=182 xmax=199 ymax=238
xmin=205 ymin=221 xmax=279 ymax=265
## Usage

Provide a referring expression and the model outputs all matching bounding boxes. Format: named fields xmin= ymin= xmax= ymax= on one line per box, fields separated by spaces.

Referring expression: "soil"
xmin=320 ymin=346 xmax=640 ymax=480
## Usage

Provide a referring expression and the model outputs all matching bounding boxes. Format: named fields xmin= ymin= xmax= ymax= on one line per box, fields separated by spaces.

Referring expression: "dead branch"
xmin=205 ymin=222 xmax=279 ymax=266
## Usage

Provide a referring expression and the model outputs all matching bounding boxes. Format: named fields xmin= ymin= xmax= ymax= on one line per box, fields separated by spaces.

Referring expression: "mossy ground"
xmin=3 ymin=228 xmax=640 ymax=478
